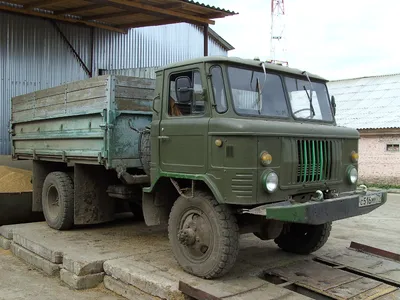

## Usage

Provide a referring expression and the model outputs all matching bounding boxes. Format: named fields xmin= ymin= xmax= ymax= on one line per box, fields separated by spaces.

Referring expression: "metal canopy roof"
xmin=328 ymin=74 xmax=400 ymax=130
xmin=0 ymin=0 xmax=237 ymax=33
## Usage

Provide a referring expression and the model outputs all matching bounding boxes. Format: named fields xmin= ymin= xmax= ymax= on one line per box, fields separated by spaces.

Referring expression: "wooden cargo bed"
xmin=10 ymin=75 xmax=155 ymax=170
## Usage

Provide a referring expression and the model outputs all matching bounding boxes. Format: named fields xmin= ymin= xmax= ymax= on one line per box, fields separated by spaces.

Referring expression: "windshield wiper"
xmin=253 ymin=62 xmax=267 ymax=114
xmin=302 ymin=71 xmax=316 ymax=118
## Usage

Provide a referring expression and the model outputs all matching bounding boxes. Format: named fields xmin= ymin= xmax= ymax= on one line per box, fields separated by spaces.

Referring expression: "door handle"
xmin=158 ymin=135 xmax=170 ymax=140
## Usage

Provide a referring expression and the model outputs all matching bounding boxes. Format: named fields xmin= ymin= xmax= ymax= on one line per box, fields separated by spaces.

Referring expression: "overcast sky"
xmin=201 ymin=0 xmax=400 ymax=80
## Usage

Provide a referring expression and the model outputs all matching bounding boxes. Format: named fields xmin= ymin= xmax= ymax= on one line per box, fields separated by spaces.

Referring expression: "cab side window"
xmin=168 ymin=70 xmax=205 ymax=117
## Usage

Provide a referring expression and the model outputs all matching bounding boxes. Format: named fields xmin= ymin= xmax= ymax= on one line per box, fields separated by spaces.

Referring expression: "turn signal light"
xmin=260 ymin=151 xmax=272 ymax=166
xmin=351 ymin=151 xmax=359 ymax=163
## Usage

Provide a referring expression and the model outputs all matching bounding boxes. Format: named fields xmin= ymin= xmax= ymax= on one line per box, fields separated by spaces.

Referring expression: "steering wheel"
xmin=293 ymin=108 xmax=313 ymax=119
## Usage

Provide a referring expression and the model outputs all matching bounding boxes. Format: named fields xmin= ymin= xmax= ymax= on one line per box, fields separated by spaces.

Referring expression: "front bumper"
xmin=247 ymin=190 xmax=387 ymax=225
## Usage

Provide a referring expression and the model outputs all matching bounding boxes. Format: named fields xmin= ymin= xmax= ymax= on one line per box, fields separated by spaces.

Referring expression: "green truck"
xmin=10 ymin=56 xmax=387 ymax=279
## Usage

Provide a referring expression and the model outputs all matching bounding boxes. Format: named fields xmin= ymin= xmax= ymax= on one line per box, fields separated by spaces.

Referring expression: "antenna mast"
xmin=270 ymin=0 xmax=288 ymax=66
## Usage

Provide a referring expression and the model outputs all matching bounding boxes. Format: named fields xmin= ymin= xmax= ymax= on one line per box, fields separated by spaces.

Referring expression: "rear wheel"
xmin=274 ymin=222 xmax=332 ymax=254
xmin=168 ymin=191 xmax=239 ymax=279
xmin=42 ymin=172 xmax=74 ymax=230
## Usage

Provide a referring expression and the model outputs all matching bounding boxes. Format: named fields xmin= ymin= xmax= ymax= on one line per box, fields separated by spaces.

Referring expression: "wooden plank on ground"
xmin=267 ymin=259 xmax=400 ymax=299
xmin=316 ymin=249 xmax=400 ymax=286
xmin=270 ymin=260 xmax=361 ymax=291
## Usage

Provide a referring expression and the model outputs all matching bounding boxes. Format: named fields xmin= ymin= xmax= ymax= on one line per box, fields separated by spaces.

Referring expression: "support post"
xmin=90 ymin=27 xmax=94 ymax=77
xmin=203 ymin=24 xmax=209 ymax=56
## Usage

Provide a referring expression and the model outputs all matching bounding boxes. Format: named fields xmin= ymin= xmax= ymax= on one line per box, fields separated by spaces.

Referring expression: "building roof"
xmin=327 ymin=74 xmax=400 ymax=130
xmin=0 ymin=0 xmax=237 ymax=33
xmin=157 ymin=56 xmax=328 ymax=80
xmin=208 ymin=27 xmax=234 ymax=51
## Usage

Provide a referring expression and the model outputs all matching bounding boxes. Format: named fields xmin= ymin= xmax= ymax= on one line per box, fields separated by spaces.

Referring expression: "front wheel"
xmin=168 ymin=191 xmax=239 ymax=279
xmin=274 ymin=222 xmax=332 ymax=254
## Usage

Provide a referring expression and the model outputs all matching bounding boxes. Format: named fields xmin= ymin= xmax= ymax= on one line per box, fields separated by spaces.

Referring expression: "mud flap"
xmin=142 ymin=191 xmax=171 ymax=226
xmin=74 ymin=164 xmax=115 ymax=225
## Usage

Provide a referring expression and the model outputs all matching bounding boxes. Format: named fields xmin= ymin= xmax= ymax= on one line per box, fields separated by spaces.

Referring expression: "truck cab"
xmin=147 ymin=56 xmax=361 ymax=206
xmin=142 ymin=56 xmax=386 ymax=278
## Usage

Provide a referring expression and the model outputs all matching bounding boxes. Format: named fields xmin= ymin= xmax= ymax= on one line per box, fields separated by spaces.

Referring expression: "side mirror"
xmin=175 ymin=76 xmax=193 ymax=103
xmin=331 ymin=95 xmax=336 ymax=116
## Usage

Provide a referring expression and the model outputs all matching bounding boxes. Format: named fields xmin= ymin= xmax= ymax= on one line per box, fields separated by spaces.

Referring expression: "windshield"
xmin=285 ymin=77 xmax=333 ymax=122
xmin=228 ymin=67 xmax=288 ymax=117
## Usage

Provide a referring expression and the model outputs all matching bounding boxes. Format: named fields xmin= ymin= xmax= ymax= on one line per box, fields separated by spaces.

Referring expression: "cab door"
xmin=159 ymin=66 xmax=209 ymax=174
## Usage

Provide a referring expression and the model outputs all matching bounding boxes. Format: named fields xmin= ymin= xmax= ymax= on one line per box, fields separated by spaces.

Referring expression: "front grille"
xmin=296 ymin=140 xmax=334 ymax=183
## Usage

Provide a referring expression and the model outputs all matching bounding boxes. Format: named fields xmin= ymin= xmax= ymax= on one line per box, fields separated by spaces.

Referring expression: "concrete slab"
xmin=104 ymin=275 xmax=161 ymax=300
xmin=9 ymin=220 xmax=170 ymax=277
xmin=10 ymin=243 xmax=60 ymax=276
xmin=13 ymin=231 xmax=63 ymax=263
xmin=0 ymin=224 xmax=17 ymax=239
xmin=60 ymin=268 xmax=105 ymax=290
xmin=0 ymin=248 xmax=124 ymax=300
xmin=0 ymin=236 xmax=11 ymax=250
xmin=103 ymin=246 xmax=308 ymax=300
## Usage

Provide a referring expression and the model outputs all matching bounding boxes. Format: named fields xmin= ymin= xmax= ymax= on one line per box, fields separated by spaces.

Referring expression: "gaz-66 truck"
xmin=10 ymin=56 xmax=386 ymax=279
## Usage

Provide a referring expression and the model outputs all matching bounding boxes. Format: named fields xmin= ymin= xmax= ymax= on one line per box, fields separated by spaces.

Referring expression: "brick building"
xmin=328 ymin=74 xmax=400 ymax=184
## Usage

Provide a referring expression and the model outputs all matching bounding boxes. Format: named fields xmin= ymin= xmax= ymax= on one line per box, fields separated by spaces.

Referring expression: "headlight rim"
xmin=261 ymin=170 xmax=279 ymax=193
xmin=347 ymin=165 xmax=358 ymax=184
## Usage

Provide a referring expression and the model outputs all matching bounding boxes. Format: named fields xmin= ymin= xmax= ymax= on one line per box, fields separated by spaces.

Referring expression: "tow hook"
xmin=311 ymin=190 xmax=324 ymax=202
xmin=358 ymin=185 xmax=368 ymax=193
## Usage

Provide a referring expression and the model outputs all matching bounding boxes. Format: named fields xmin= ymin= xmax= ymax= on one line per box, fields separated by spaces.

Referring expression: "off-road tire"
xmin=42 ymin=172 xmax=74 ymax=230
xmin=274 ymin=222 xmax=332 ymax=254
xmin=168 ymin=191 xmax=239 ymax=279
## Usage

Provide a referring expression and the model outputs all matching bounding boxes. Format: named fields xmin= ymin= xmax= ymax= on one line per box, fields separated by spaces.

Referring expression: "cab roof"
xmin=157 ymin=56 xmax=327 ymax=81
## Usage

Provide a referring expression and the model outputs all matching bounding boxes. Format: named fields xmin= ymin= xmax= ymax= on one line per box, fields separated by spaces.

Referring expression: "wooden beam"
xmin=53 ymin=4 xmax=105 ymax=16
xmin=117 ymin=19 xmax=180 ymax=29
xmin=89 ymin=0 xmax=214 ymax=25
xmin=24 ymin=0 xmax=69 ymax=10
xmin=0 ymin=4 xmax=127 ymax=33
xmin=82 ymin=11 xmax=135 ymax=21
xmin=82 ymin=2 xmax=184 ymax=21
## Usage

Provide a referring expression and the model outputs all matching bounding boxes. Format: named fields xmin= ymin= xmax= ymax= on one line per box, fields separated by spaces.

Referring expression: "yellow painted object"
xmin=0 ymin=166 xmax=33 ymax=193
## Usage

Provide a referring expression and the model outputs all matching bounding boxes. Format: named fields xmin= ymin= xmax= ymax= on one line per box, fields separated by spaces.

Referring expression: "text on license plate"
xmin=359 ymin=194 xmax=382 ymax=207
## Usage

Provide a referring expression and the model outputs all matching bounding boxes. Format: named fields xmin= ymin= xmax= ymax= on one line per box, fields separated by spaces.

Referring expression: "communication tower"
xmin=270 ymin=0 xmax=288 ymax=66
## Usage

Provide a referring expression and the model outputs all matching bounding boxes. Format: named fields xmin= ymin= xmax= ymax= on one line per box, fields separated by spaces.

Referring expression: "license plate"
xmin=359 ymin=194 xmax=382 ymax=207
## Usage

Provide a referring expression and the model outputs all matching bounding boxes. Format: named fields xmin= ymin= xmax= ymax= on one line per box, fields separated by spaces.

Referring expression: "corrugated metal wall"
xmin=0 ymin=11 xmax=228 ymax=154
xmin=94 ymin=23 xmax=227 ymax=71
xmin=104 ymin=67 xmax=158 ymax=79
xmin=0 ymin=13 xmax=89 ymax=154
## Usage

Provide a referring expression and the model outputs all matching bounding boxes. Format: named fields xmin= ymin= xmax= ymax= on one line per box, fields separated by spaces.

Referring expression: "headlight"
xmin=260 ymin=151 xmax=272 ymax=166
xmin=351 ymin=151 xmax=359 ymax=163
xmin=347 ymin=166 xmax=358 ymax=184
xmin=262 ymin=171 xmax=279 ymax=193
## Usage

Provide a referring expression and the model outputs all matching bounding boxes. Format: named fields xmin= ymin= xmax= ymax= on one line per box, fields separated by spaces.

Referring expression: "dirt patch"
xmin=0 ymin=249 xmax=11 ymax=255
xmin=0 ymin=166 xmax=33 ymax=193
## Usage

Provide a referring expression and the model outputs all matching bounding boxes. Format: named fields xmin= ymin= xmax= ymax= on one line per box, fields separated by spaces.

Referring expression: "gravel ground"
xmin=0 ymin=194 xmax=397 ymax=300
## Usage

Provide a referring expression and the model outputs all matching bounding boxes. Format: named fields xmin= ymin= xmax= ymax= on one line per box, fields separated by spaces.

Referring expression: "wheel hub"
xmin=178 ymin=228 xmax=196 ymax=246
xmin=178 ymin=211 xmax=211 ymax=259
